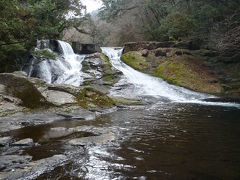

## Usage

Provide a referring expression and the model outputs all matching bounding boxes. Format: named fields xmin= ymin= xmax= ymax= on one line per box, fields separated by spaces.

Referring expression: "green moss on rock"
xmin=76 ymin=87 xmax=115 ymax=109
xmin=0 ymin=74 xmax=51 ymax=108
xmin=100 ymin=53 xmax=112 ymax=67
xmin=121 ymin=51 xmax=152 ymax=72
xmin=112 ymin=97 xmax=142 ymax=106
xmin=152 ymin=56 xmax=222 ymax=94
xmin=100 ymin=53 xmax=121 ymax=85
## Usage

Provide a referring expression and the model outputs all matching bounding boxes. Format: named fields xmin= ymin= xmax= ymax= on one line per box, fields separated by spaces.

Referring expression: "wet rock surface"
xmin=0 ymin=114 xmax=118 ymax=179
xmin=0 ymin=155 xmax=32 ymax=171
xmin=12 ymin=138 xmax=34 ymax=146
xmin=43 ymin=90 xmax=77 ymax=106
xmin=0 ymin=137 xmax=12 ymax=146
xmin=0 ymin=155 xmax=67 ymax=180
xmin=68 ymin=132 xmax=115 ymax=146
xmin=82 ymin=53 xmax=122 ymax=92
xmin=0 ymin=70 xmax=121 ymax=117
xmin=0 ymin=108 xmax=96 ymax=133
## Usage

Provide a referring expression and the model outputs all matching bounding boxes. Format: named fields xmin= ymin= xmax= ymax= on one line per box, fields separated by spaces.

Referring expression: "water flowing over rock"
xmin=26 ymin=40 xmax=86 ymax=86
xmin=101 ymin=47 xmax=240 ymax=108
xmin=102 ymin=47 xmax=209 ymax=101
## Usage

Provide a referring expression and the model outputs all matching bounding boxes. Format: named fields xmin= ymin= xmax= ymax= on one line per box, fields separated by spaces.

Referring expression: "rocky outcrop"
xmin=0 ymin=137 xmax=12 ymax=146
xmin=0 ymin=71 xmax=117 ymax=117
xmin=72 ymin=42 xmax=101 ymax=54
xmin=123 ymin=40 xmax=200 ymax=54
xmin=0 ymin=154 xmax=67 ymax=180
xmin=0 ymin=72 xmax=50 ymax=108
xmin=68 ymin=126 xmax=115 ymax=146
xmin=82 ymin=53 xmax=122 ymax=93
xmin=12 ymin=138 xmax=34 ymax=146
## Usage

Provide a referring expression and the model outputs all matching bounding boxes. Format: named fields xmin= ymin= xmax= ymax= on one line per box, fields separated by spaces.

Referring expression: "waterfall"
xmin=101 ymin=47 xmax=240 ymax=108
xmin=27 ymin=40 xmax=85 ymax=86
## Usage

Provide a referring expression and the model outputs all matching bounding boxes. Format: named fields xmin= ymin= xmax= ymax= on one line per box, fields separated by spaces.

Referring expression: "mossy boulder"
xmin=112 ymin=97 xmax=143 ymax=106
xmin=152 ymin=56 xmax=222 ymax=94
xmin=76 ymin=87 xmax=115 ymax=109
xmin=121 ymin=51 xmax=152 ymax=73
xmin=0 ymin=73 xmax=50 ymax=108
xmin=82 ymin=53 xmax=122 ymax=88
xmin=100 ymin=53 xmax=112 ymax=67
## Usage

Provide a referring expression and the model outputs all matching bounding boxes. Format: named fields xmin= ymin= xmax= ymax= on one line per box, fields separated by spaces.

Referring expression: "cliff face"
xmin=122 ymin=41 xmax=240 ymax=97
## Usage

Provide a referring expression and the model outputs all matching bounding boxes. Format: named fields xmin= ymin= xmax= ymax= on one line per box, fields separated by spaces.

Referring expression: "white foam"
xmin=101 ymin=47 xmax=240 ymax=109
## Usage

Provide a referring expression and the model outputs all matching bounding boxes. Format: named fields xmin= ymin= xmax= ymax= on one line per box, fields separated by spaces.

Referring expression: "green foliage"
xmin=32 ymin=49 xmax=57 ymax=60
xmin=121 ymin=51 xmax=151 ymax=72
xmin=76 ymin=87 xmax=115 ymax=109
xmin=153 ymin=12 xmax=196 ymax=41
xmin=99 ymin=0 xmax=240 ymax=50
xmin=99 ymin=0 xmax=138 ymax=22
xmin=0 ymin=0 xmax=86 ymax=73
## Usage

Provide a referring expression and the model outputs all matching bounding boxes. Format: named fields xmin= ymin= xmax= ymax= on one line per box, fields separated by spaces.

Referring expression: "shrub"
xmin=153 ymin=12 xmax=196 ymax=41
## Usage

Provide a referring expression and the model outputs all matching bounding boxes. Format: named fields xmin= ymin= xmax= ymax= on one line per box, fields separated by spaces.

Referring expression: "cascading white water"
xmin=54 ymin=40 xmax=86 ymax=86
xmin=101 ymin=47 xmax=240 ymax=108
xmin=29 ymin=40 xmax=86 ymax=86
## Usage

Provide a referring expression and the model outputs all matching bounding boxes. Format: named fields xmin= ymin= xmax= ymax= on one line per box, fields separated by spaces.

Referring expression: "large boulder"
xmin=42 ymin=90 xmax=76 ymax=106
xmin=82 ymin=53 xmax=122 ymax=91
xmin=0 ymin=73 xmax=49 ymax=108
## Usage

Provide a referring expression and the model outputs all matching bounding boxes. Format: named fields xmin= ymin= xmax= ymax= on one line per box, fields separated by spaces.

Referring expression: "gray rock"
xmin=141 ymin=49 xmax=149 ymax=57
xmin=41 ymin=127 xmax=74 ymax=141
xmin=42 ymin=90 xmax=77 ymax=106
xmin=0 ymin=136 xmax=12 ymax=146
xmin=0 ymin=155 xmax=32 ymax=171
xmin=0 ymin=154 xmax=67 ymax=180
xmin=154 ymin=49 xmax=167 ymax=57
xmin=69 ymin=132 xmax=115 ymax=146
xmin=0 ymin=84 xmax=6 ymax=94
xmin=72 ymin=42 xmax=100 ymax=54
xmin=13 ymin=138 xmax=34 ymax=146
xmin=69 ymin=126 xmax=109 ymax=135
xmin=12 ymin=71 xmax=28 ymax=77
xmin=0 ymin=122 xmax=22 ymax=133
xmin=0 ymin=95 xmax=25 ymax=117
xmin=0 ymin=73 xmax=48 ymax=108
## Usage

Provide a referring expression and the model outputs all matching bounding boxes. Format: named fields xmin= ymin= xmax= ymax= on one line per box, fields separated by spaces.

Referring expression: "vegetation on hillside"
xmin=0 ymin=0 xmax=86 ymax=72
xmin=99 ymin=0 xmax=240 ymax=50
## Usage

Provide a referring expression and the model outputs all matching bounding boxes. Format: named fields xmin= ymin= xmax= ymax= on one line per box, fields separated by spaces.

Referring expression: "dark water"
xmin=5 ymin=102 xmax=240 ymax=179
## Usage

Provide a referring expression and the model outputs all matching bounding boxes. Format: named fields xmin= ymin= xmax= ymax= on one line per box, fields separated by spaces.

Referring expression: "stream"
xmin=1 ymin=42 xmax=240 ymax=179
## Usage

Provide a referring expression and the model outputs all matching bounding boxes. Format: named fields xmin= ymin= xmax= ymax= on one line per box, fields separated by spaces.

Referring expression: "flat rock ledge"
xmin=12 ymin=138 xmax=34 ymax=146
xmin=0 ymin=155 xmax=67 ymax=180
xmin=68 ymin=132 xmax=115 ymax=146
xmin=68 ymin=126 xmax=116 ymax=146
xmin=0 ymin=136 xmax=12 ymax=146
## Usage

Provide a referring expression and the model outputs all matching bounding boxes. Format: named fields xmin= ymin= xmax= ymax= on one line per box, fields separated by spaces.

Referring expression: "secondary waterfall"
xmin=101 ymin=47 xmax=240 ymax=108
xmin=27 ymin=40 xmax=85 ymax=86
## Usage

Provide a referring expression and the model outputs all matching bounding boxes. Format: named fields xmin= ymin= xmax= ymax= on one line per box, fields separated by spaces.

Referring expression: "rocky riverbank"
xmin=121 ymin=41 xmax=240 ymax=97
xmin=0 ymin=51 xmax=141 ymax=179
